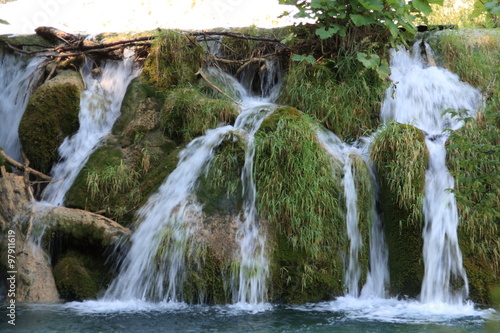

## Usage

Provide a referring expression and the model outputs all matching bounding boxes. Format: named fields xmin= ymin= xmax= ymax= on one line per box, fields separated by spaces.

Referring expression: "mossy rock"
xmin=113 ymin=76 xmax=165 ymax=145
xmin=161 ymin=87 xmax=238 ymax=143
xmin=255 ymin=106 xmax=347 ymax=303
xmin=139 ymin=145 xmax=184 ymax=202
xmin=19 ymin=70 xmax=84 ymax=174
xmin=183 ymin=247 xmax=231 ymax=304
xmin=196 ymin=130 xmax=246 ymax=216
xmin=53 ymin=251 xmax=104 ymax=301
xmin=65 ymin=145 xmax=123 ymax=210
xmin=371 ymin=122 xmax=428 ymax=297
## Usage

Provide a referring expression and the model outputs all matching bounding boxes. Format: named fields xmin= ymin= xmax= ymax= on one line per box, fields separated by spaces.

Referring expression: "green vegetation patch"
xmin=53 ymin=251 xmax=105 ymax=301
xmin=254 ymin=106 xmax=346 ymax=303
xmin=19 ymin=70 xmax=84 ymax=174
xmin=142 ymin=29 xmax=204 ymax=89
xmin=162 ymin=87 xmax=238 ymax=143
xmin=370 ymin=122 xmax=428 ymax=297
xmin=64 ymin=146 xmax=140 ymax=224
xmin=197 ymin=130 xmax=246 ymax=215
xmin=277 ymin=60 xmax=382 ymax=141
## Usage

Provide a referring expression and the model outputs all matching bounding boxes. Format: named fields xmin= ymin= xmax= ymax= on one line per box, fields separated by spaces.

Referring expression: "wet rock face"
xmin=0 ymin=172 xmax=130 ymax=302
xmin=19 ymin=70 xmax=84 ymax=174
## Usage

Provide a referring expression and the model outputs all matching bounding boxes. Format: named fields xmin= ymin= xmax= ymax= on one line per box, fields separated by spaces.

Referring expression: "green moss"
xmin=139 ymin=146 xmax=184 ymax=201
xmin=114 ymin=76 xmax=160 ymax=135
xmin=255 ymin=106 xmax=347 ymax=303
xmin=161 ymin=87 xmax=238 ymax=143
xmin=0 ymin=34 xmax=54 ymax=52
xmin=142 ymin=30 xmax=204 ymax=89
xmin=370 ymin=122 xmax=428 ymax=297
xmin=183 ymin=247 xmax=231 ymax=304
xmin=196 ymin=131 xmax=245 ymax=215
xmin=277 ymin=59 xmax=382 ymax=141
xmin=352 ymin=154 xmax=374 ymax=288
xmin=19 ymin=70 xmax=84 ymax=174
xmin=64 ymin=146 xmax=143 ymax=225
xmin=53 ymin=251 xmax=104 ymax=301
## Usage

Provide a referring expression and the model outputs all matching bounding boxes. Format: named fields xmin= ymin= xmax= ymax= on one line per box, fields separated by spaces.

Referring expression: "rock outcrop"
xmin=0 ymin=171 xmax=130 ymax=302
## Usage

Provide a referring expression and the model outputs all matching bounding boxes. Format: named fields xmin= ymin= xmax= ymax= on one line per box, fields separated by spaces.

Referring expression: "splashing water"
xmin=381 ymin=41 xmax=483 ymax=304
xmin=0 ymin=53 xmax=44 ymax=161
xmin=107 ymin=66 xmax=280 ymax=304
xmin=43 ymin=51 xmax=140 ymax=206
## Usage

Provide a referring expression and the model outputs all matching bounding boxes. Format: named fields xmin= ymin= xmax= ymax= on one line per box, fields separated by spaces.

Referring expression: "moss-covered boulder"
xmin=162 ymin=87 xmax=238 ymax=143
xmin=254 ymin=106 xmax=348 ymax=303
xmin=19 ymin=70 xmax=84 ymax=174
xmin=371 ymin=122 xmax=428 ymax=298
xmin=53 ymin=251 xmax=104 ymax=301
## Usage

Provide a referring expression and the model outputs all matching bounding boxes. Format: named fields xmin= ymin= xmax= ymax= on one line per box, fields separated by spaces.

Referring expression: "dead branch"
xmin=186 ymin=31 xmax=281 ymax=43
xmin=0 ymin=150 xmax=52 ymax=181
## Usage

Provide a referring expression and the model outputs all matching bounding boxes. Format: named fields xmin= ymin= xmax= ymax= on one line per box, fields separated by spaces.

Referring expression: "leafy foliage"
xmin=280 ymin=0 xmax=444 ymax=76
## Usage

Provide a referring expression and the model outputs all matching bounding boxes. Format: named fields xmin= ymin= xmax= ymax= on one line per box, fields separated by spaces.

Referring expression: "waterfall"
xmin=107 ymin=66 xmax=279 ymax=304
xmin=232 ymin=99 xmax=275 ymax=304
xmin=43 ymin=50 xmax=140 ymax=206
xmin=316 ymin=130 xmax=363 ymax=298
xmin=381 ymin=41 xmax=482 ymax=304
xmin=0 ymin=53 xmax=44 ymax=162
xmin=359 ymin=159 xmax=389 ymax=299
xmin=105 ymin=126 xmax=234 ymax=301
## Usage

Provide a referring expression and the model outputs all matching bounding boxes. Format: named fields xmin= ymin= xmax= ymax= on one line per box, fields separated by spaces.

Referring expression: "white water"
xmin=105 ymin=125 xmax=234 ymax=301
xmin=106 ymin=67 xmax=278 ymax=304
xmin=381 ymin=41 xmax=483 ymax=304
xmin=0 ymin=53 xmax=44 ymax=162
xmin=43 ymin=50 xmax=140 ymax=206
xmin=232 ymin=99 xmax=275 ymax=304
xmin=316 ymin=129 xmax=387 ymax=298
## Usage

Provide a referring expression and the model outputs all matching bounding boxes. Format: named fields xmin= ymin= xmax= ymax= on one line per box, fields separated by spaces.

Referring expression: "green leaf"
xmin=359 ymin=0 xmax=384 ymax=11
xmin=0 ymin=19 xmax=9 ymax=25
xmin=316 ymin=26 xmax=337 ymax=39
xmin=291 ymin=54 xmax=317 ymax=65
xmin=350 ymin=14 xmax=376 ymax=27
xmin=357 ymin=52 xmax=380 ymax=69
xmin=412 ymin=0 xmax=432 ymax=16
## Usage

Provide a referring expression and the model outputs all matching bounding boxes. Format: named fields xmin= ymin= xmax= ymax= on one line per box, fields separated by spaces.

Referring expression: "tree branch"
xmin=0 ymin=150 xmax=52 ymax=180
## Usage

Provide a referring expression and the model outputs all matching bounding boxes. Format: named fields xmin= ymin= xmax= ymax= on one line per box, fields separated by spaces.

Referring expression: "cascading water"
xmin=381 ymin=41 xmax=483 ymax=304
xmin=43 ymin=50 xmax=140 ymax=206
xmin=0 ymin=52 xmax=44 ymax=162
xmin=106 ymin=66 xmax=279 ymax=304
xmin=317 ymin=129 xmax=388 ymax=298
xmin=359 ymin=161 xmax=389 ymax=299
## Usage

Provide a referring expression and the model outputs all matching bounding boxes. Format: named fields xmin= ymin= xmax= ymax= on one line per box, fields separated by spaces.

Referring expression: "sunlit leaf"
xmin=359 ymin=0 xmax=384 ymax=11
xmin=412 ymin=0 xmax=432 ymax=16
xmin=350 ymin=14 xmax=376 ymax=26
